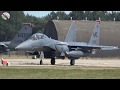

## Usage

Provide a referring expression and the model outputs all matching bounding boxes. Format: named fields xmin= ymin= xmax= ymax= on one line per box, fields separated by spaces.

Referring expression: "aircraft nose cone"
xmin=15 ymin=44 xmax=24 ymax=50
xmin=15 ymin=39 xmax=33 ymax=50
xmin=15 ymin=43 xmax=29 ymax=50
xmin=15 ymin=45 xmax=22 ymax=50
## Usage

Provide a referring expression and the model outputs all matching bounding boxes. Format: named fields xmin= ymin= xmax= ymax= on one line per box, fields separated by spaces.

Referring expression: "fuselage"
xmin=15 ymin=33 xmax=91 ymax=59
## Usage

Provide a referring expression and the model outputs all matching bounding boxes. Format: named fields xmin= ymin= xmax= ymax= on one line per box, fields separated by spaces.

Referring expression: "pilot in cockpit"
xmin=31 ymin=33 xmax=48 ymax=40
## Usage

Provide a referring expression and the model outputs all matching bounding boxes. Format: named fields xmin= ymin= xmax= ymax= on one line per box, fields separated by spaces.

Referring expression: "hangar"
xmin=44 ymin=20 xmax=120 ymax=58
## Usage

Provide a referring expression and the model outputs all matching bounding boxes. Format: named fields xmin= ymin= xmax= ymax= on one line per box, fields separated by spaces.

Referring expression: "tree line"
xmin=0 ymin=11 xmax=120 ymax=41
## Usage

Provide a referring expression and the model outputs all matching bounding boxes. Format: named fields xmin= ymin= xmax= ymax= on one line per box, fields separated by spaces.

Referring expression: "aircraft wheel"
xmin=40 ymin=59 xmax=43 ymax=65
xmin=70 ymin=59 xmax=75 ymax=65
xmin=51 ymin=58 xmax=55 ymax=65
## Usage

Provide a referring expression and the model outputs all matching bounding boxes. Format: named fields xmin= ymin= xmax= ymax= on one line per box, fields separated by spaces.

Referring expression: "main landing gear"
xmin=39 ymin=51 xmax=56 ymax=65
xmin=50 ymin=51 xmax=56 ymax=65
xmin=39 ymin=58 xmax=56 ymax=65
xmin=51 ymin=57 xmax=55 ymax=65
xmin=40 ymin=59 xmax=43 ymax=65
xmin=70 ymin=59 xmax=75 ymax=65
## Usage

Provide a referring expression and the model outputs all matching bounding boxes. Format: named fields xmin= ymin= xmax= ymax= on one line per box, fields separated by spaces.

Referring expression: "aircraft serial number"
xmin=18 ymin=33 xmax=31 ymax=37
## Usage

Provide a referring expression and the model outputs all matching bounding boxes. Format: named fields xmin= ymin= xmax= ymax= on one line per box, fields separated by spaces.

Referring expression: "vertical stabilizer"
xmin=9 ymin=23 xmax=33 ymax=48
xmin=88 ymin=20 xmax=100 ymax=45
xmin=64 ymin=21 xmax=78 ymax=42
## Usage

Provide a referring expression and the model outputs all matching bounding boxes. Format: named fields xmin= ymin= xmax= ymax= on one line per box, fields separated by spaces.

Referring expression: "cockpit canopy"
xmin=30 ymin=33 xmax=49 ymax=40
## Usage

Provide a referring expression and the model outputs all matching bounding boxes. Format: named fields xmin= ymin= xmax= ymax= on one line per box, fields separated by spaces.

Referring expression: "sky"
xmin=24 ymin=11 xmax=71 ymax=18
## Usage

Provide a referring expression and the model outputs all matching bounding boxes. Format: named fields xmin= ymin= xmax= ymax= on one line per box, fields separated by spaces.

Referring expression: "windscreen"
xmin=30 ymin=33 xmax=48 ymax=40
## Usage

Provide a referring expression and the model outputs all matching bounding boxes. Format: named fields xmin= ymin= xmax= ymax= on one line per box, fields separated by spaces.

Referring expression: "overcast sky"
xmin=24 ymin=11 xmax=71 ymax=18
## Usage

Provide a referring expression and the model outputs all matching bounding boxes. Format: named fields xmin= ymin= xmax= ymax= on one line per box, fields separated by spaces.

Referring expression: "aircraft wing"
xmin=43 ymin=40 xmax=119 ymax=51
xmin=100 ymin=46 xmax=119 ymax=50
xmin=68 ymin=44 xmax=119 ymax=50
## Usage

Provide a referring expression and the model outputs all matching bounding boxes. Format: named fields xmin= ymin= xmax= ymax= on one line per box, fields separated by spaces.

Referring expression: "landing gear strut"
xmin=70 ymin=59 xmax=75 ymax=65
xmin=50 ymin=51 xmax=56 ymax=65
xmin=39 ymin=51 xmax=44 ymax=65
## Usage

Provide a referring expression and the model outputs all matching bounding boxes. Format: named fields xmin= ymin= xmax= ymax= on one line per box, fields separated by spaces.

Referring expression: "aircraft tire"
xmin=40 ymin=59 xmax=43 ymax=65
xmin=70 ymin=59 xmax=75 ymax=65
xmin=51 ymin=58 xmax=55 ymax=65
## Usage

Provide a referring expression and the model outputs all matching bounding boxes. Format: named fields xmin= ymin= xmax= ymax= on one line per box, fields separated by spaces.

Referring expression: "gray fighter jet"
xmin=15 ymin=20 xmax=119 ymax=65
xmin=0 ymin=23 xmax=33 ymax=53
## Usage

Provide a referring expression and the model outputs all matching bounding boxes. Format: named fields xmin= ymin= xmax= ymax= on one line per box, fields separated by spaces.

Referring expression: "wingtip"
xmin=114 ymin=46 xmax=119 ymax=49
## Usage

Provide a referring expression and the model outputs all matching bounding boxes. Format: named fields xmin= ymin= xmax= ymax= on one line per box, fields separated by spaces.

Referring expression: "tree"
xmin=0 ymin=11 xmax=26 ymax=41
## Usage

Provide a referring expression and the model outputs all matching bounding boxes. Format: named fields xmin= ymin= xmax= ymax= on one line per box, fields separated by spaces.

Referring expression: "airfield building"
xmin=44 ymin=20 xmax=120 ymax=58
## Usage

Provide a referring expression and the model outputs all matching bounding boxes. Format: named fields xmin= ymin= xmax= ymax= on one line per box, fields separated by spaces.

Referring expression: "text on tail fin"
xmin=9 ymin=23 xmax=33 ymax=48
xmin=88 ymin=20 xmax=100 ymax=45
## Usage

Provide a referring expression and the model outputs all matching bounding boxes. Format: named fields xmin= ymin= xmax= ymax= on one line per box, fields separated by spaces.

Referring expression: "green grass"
xmin=0 ymin=66 xmax=120 ymax=79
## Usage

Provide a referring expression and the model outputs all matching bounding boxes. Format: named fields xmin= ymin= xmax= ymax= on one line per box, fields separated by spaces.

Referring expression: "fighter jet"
xmin=0 ymin=23 xmax=33 ymax=53
xmin=15 ymin=20 xmax=119 ymax=65
xmin=26 ymin=20 xmax=78 ymax=59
